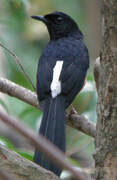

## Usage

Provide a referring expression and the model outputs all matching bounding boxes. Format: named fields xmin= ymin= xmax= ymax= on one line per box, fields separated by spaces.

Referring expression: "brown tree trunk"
xmin=94 ymin=0 xmax=117 ymax=180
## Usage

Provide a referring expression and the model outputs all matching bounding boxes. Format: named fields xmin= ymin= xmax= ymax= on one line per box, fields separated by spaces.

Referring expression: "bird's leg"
xmin=69 ymin=104 xmax=78 ymax=117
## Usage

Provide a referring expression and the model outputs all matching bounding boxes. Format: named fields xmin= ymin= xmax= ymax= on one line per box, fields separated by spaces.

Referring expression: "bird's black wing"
xmin=60 ymin=61 xmax=87 ymax=107
xmin=36 ymin=60 xmax=53 ymax=103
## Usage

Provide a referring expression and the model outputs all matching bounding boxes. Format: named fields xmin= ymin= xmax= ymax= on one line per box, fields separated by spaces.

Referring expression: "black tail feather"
xmin=34 ymin=95 xmax=65 ymax=176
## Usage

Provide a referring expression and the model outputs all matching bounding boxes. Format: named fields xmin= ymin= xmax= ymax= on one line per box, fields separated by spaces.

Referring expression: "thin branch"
xmin=0 ymin=77 xmax=96 ymax=138
xmin=0 ymin=110 xmax=85 ymax=180
xmin=0 ymin=42 xmax=36 ymax=91
xmin=0 ymin=78 xmax=39 ymax=109
xmin=67 ymin=113 xmax=96 ymax=138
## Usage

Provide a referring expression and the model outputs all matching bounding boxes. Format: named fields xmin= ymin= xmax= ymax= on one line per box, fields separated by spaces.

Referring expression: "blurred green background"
xmin=0 ymin=0 xmax=101 ymax=178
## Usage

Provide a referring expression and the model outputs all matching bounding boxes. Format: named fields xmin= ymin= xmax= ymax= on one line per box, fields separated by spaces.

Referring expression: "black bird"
xmin=31 ymin=11 xmax=89 ymax=176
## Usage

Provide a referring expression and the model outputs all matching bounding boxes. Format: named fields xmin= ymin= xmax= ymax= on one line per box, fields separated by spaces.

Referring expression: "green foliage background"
xmin=0 ymin=0 xmax=98 ymax=177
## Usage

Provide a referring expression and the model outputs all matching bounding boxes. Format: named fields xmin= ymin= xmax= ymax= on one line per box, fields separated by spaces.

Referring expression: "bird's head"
xmin=31 ymin=11 xmax=83 ymax=40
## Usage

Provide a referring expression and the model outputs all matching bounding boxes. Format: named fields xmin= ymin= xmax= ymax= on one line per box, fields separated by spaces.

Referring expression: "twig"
xmin=0 ymin=77 xmax=96 ymax=138
xmin=0 ymin=110 xmax=85 ymax=180
xmin=0 ymin=42 xmax=36 ymax=91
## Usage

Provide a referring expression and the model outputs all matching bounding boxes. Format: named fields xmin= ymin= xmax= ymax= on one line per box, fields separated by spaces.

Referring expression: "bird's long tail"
xmin=34 ymin=95 xmax=65 ymax=176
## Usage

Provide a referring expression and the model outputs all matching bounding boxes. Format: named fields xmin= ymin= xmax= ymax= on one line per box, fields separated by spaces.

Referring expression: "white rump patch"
xmin=50 ymin=61 xmax=63 ymax=98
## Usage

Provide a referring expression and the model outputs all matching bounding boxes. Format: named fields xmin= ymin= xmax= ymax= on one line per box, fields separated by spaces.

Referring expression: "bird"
xmin=31 ymin=11 xmax=89 ymax=176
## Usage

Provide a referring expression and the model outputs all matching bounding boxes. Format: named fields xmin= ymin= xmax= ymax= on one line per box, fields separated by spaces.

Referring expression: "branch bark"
xmin=0 ymin=78 xmax=39 ymax=108
xmin=0 ymin=109 xmax=86 ymax=180
xmin=0 ymin=143 xmax=59 ymax=180
xmin=67 ymin=113 xmax=96 ymax=138
xmin=0 ymin=77 xmax=96 ymax=138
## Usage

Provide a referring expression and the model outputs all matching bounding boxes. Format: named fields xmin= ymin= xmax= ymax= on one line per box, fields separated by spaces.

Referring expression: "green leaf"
xmin=17 ymin=150 xmax=33 ymax=161
xmin=0 ymin=137 xmax=33 ymax=161
xmin=0 ymin=137 xmax=15 ymax=150
xmin=67 ymin=157 xmax=81 ymax=167
xmin=87 ymin=74 xmax=94 ymax=81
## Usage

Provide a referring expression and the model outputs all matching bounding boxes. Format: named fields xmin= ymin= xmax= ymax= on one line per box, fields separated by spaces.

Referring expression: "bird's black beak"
xmin=31 ymin=15 xmax=48 ymax=24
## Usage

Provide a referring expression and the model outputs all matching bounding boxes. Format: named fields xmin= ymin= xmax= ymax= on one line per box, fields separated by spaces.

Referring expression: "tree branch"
xmin=0 ymin=77 xmax=96 ymax=138
xmin=0 ymin=78 xmax=39 ymax=109
xmin=67 ymin=113 xmax=96 ymax=138
xmin=0 ymin=143 xmax=59 ymax=180
xmin=0 ymin=143 xmax=91 ymax=180
xmin=0 ymin=110 xmax=86 ymax=180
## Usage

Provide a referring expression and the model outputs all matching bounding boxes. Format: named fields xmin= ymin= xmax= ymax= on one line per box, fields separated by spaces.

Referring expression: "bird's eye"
xmin=57 ymin=16 xmax=63 ymax=21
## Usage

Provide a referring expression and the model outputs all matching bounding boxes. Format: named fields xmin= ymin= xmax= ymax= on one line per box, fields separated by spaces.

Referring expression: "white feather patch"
xmin=50 ymin=61 xmax=63 ymax=98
